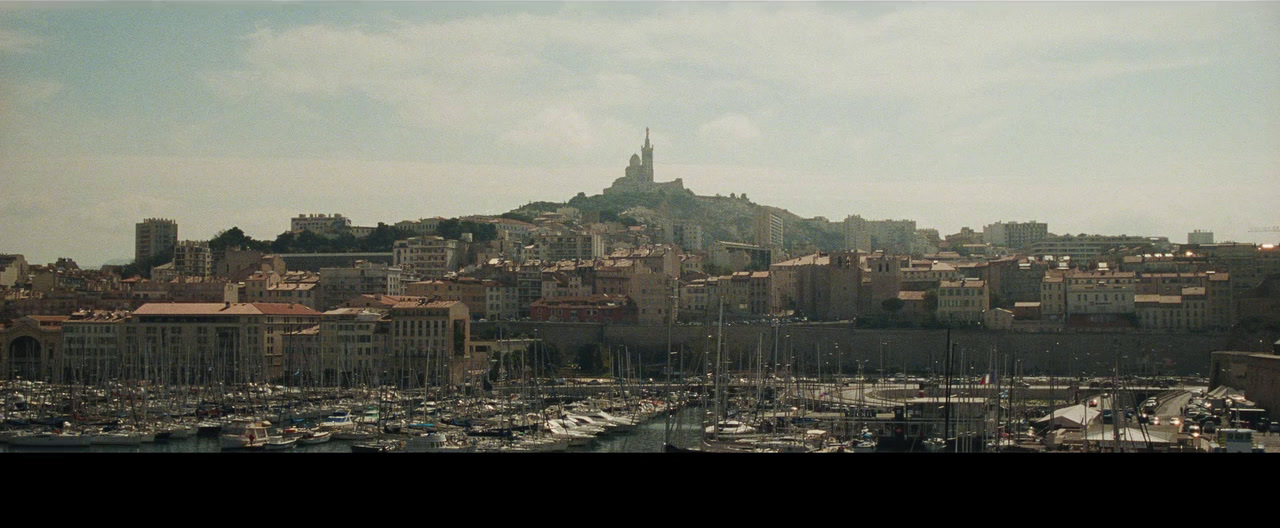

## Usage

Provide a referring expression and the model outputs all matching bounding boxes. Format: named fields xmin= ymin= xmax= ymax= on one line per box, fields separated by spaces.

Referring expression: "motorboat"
xmin=331 ymin=426 xmax=376 ymax=441
xmin=704 ymin=420 xmax=757 ymax=437
xmin=221 ymin=425 xmax=272 ymax=450
xmin=318 ymin=411 xmax=356 ymax=431
xmin=298 ymin=429 xmax=332 ymax=445
xmin=350 ymin=438 xmax=401 ymax=453
xmin=404 ymin=432 xmax=476 ymax=453
xmin=9 ymin=430 xmax=92 ymax=448
xmin=264 ymin=437 xmax=297 ymax=451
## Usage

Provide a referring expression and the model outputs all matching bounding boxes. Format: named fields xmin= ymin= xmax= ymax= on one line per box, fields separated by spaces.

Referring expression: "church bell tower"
xmin=641 ymin=127 xmax=654 ymax=183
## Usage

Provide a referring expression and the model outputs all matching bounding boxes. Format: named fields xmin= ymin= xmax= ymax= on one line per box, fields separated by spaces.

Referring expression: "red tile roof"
xmin=133 ymin=302 xmax=321 ymax=316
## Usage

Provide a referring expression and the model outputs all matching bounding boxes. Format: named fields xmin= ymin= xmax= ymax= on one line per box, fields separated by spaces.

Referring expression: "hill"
xmin=506 ymin=188 xmax=846 ymax=254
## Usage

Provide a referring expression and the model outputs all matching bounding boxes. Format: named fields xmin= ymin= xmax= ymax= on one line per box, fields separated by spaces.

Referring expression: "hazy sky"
xmin=3 ymin=1 xmax=1278 ymax=267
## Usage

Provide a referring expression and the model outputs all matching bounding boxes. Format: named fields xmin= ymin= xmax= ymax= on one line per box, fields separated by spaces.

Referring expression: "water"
xmin=0 ymin=407 xmax=706 ymax=453
xmin=588 ymin=406 xmax=703 ymax=452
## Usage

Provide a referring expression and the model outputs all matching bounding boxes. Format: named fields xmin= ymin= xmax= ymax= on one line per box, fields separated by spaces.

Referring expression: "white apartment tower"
xmin=136 ymin=218 xmax=177 ymax=264
xmin=172 ymin=240 xmax=213 ymax=278
xmin=983 ymin=221 xmax=1049 ymax=249
xmin=1188 ymin=230 xmax=1215 ymax=245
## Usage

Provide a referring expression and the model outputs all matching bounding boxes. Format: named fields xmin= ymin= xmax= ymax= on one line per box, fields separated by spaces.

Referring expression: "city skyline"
xmin=2 ymin=2 xmax=1278 ymax=267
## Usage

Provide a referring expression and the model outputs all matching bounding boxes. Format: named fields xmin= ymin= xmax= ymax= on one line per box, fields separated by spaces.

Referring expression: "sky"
xmin=2 ymin=1 xmax=1278 ymax=267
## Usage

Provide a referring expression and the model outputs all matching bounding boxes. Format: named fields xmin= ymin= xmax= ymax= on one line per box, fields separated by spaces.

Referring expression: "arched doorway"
xmin=9 ymin=335 xmax=43 ymax=380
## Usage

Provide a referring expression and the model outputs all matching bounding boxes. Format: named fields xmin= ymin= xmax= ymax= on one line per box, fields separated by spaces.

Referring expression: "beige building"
xmin=0 ymin=254 xmax=29 ymax=288
xmin=1065 ymin=270 xmax=1136 ymax=315
xmin=937 ymin=279 xmax=989 ymax=325
xmin=983 ymin=221 xmax=1048 ymax=249
xmin=868 ymin=219 xmax=916 ymax=255
xmin=291 ymin=213 xmax=352 ymax=234
xmin=769 ymin=252 xmax=860 ymax=320
xmin=129 ymin=302 xmax=322 ymax=383
xmin=388 ymin=299 xmax=470 ymax=387
xmin=59 ymin=310 xmax=129 ymax=385
xmin=393 ymin=236 xmax=460 ymax=279
xmin=172 ymin=240 xmax=213 ymax=278
xmin=485 ymin=283 xmax=519 ymax=321
xmin=1041 ymin=269 xmax=1136 ymax=321
xmin=394 ymin=217 xmax=446 ymax=237
xmin=1029 ymin=234 xmax=1172 ymax=262
xmin=754 ymin=208 xmax=785 ymax=249
xmin=311 ymin=308 xmax=388 ymax=386
xmin=406 ymin=278 xmax=490 ymax=319
xmin=900 ymin=260 xmax=963 ymax=290
xmin=243 ymin=271 xmax=321 ymax=310
xmin=865 ymin=254 xmax=907 ymax=314
xmin=983 ymin=307 xmax=1015 ymax=330
xmin=842 ymin=215 xmax=872 ymax=252
xmin=709 ymin=242 xmax=773 ymax=273
xmin=529 ymin=232 xmax=605 ymax=262
xmin=135 ymin=218 xmax=177 ymax=265
xmin=318 ymin=261 xmax=404 ymax=310
xmin=0 ymin=315 xmax=68 ymax=382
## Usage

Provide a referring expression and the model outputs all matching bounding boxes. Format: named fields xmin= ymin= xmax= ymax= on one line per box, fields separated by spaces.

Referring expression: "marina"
xmin=1 ymin=369 xmax=1262 ymax=453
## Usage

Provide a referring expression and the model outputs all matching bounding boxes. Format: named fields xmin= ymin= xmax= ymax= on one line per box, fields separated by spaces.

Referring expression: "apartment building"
xmin=135 ymin=218 xmax=177 ymax=265
xmin=754 ymin=208 xmax=785 ymax=249
xmin=291 ymin=213 xmax=352 ymax=233
xmin=528 ymin=232 xmax=605 ymax=262
xmin=405 ymin=278 xmax=489 ymax=319
xmin=1029 ymin=234 xmax=1172 ymax=262
xmin=128 ymin=302 xmax=322 ymax=384
xmin=983 ymin=221 xmax=1049 ymax=249
xmin=769 ymin=252 xmax=859 ymax=321
xmin=388 ymin=299 xmax=470 ymax=386
xmin=318 ymin=261 xmax=404 ymax=309
xmin=313 ymin=308 xmax=388 ymax=386
xmin=530 ymin=295 xmax=637 ymax=324
xmin=937 ymin=279 xmax=989 ymax=325
xmin=172 ymin=240 xmax=213 ymax=278
xmin=393 ymin=236 xmax=460 ymax=280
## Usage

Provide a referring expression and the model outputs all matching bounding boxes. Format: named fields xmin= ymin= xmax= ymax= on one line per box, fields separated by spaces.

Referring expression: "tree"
xmin=500 ymin=211 xmax=534 ymax=224
xmin=575 ymin=344 xmax=606 ymax=374
xmin=437 ymin=219 xmax=462 ymax=240
xmin=923 ymin=289 xmax=939 ymax=313
xmin=270 ymin=231 xmax=296 ymax=253
xmin=119 ymin=251 xmax=173 ymax=279
xmin=360 ymin=223 xmax=410 ymax=252
xmin=703 ymin=263 xmax=729 ymax=277
xmin=881 ymin=297 xmax=905 ymax=314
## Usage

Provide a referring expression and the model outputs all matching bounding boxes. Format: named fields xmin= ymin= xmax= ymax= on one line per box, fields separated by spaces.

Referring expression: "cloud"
xmin=697 ymin=113 xmax=761 ymax=149
xmin=0 ymin=78 xmax=63 ymax=119
xmin=0 ymin=29 xmax=39 ymax=53
xmin=202 ymin=4 xmax=1230 ymax=137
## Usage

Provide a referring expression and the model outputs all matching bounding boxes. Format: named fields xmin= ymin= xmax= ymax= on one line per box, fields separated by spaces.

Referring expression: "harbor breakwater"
xmin=476 ymin=321 xmax=1273 ymax=377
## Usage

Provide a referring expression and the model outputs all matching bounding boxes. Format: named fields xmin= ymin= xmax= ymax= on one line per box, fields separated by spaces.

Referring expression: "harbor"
xmin=3 ymin=369 xmax=1270 ymax=453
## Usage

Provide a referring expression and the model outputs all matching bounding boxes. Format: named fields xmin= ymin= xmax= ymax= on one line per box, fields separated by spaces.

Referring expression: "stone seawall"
xmin=476 ymin=321 xmax=1272 ymax=377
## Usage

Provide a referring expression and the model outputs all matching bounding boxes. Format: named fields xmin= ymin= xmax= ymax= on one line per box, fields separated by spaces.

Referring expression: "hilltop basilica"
xmin=603 ymin=129 xmax=688 ymax=195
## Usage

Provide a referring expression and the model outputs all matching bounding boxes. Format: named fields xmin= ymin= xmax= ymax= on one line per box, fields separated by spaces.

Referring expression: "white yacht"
xmin=318 ymin=411 xmax=356 ymax=431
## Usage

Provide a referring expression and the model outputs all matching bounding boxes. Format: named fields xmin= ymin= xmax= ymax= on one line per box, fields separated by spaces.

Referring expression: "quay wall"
xmin=476 ymin=321 xmax=1270 ymax=377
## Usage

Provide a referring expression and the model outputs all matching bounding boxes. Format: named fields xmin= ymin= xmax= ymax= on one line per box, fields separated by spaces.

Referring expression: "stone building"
xmin=603 ymin=129 xmax=687 ymax=195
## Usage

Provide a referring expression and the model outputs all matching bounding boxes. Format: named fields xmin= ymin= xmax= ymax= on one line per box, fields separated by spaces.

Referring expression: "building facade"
xmin=393 ymin=236 xmax=460 ymax=280
xmin=135 ymin=218 xmax=177 ymax=265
